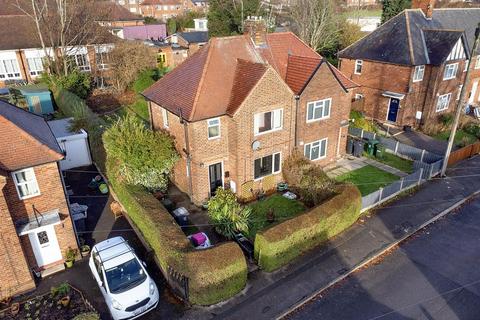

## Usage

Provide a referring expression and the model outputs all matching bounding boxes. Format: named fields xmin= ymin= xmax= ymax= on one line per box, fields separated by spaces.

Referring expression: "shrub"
xmin=73 ymin=313 xmax=100 ymax=320
xmin=350 ymin=110 xmax=377 ymax=133
xmin=464 ymin=123 xmax=480 ymax=138
xmin=106 ymin=160 xmax=247 ymax=305
xmin=254 ymin=185 xmax=361 ymax=272
xmin=41 ymin=70 xmax=92 ymax=99
xmin=207 ymin=188 xmax=251 ymax=239
xmin=103 ymin=114 xmax=178 ymax=191
xmin=282 ymin=151 xmax=337 ymax=207
xmin=439 ymin=113 xmax=454 ymax=128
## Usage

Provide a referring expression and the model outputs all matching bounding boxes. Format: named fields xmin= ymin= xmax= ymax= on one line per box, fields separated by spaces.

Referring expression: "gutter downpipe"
xmin=294 ymin=95 xmax=300 ymax=147
xmin=180 ymin=109 xmax=194 ymax=203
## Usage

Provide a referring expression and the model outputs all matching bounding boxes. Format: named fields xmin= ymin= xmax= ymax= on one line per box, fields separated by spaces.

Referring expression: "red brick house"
xmin=144 ymin=19 xmax=356 ymax=204
xmin=0 ymin=101 xmax=78 ymax=299
xmin=338 ymin=0 xmax=480 ymax=128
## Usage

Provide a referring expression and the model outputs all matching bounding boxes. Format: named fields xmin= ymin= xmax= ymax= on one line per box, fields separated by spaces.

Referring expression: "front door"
xmin=469 ymin=80 xmax=478 ymax=104
xmin=28 ymin=225 xmax=63 ymax=267
xmin=387 ymin=98 xmax=400 ymax=122
xmin=208 ymin=162 xmax=223 ymax=196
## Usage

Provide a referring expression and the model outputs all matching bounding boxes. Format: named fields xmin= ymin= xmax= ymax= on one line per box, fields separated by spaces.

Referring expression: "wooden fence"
xmin=448 ymin=141 xmax=480 ymax=166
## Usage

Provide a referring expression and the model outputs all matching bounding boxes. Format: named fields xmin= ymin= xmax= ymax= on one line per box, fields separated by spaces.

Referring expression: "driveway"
xmin=393 ymin=130 xmax=449 ymax=155
xmin=34 ymin=165 xmax=187 ymax=319
xmin=288 ymin=196 xmax=480 ymax=320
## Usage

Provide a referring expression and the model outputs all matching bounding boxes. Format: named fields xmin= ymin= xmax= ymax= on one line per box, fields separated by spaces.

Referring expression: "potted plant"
xmin=52 ymin=282 xmax=71 ymax=307
xmin=80 ymin=244 xmax=90 ymax=257
xmin=65 ymin=247 xmax=77 ymax=268
xmin=10 ymin=302 xmax=19 ymax=316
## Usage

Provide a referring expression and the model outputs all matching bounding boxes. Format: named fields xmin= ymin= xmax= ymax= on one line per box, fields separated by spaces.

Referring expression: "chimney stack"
xmin=244 ymin=16 xmax=267 ymax=47
xmin=411 ymin=0 xmax=436 ymax=19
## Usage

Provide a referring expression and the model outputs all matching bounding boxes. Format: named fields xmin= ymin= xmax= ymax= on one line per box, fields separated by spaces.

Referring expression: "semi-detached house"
xmin=144 ymin=19 xmax=357 ymax=204
xmin=338 ymin=0 xmax=480 ymax=127
xmin=0 ymin=101 xmax=78 ymax=299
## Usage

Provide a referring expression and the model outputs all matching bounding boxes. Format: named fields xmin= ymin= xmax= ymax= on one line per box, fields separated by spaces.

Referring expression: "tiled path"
xmin=325 ymin=156 xmax=408 ymax=178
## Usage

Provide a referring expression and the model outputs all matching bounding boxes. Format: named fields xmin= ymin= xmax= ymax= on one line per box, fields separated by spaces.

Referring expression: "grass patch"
xmin=434 ymin=129 xmax=477 ymax=147
xmin=336 ymin=165 xmax=399 ymax=196
xmin=247 ymin=194 xmax=306 ymax=239
xmin=365 ymin=152 xmax=414 ymax=173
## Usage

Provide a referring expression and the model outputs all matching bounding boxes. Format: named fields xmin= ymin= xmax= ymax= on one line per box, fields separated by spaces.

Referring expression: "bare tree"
xmin=108 ymin=41 xmax=157 ymax=94
xmin=15 ymin=0 xmax=111 ymax=76
xmin=290 ymin=0 xmax=341 ymax=53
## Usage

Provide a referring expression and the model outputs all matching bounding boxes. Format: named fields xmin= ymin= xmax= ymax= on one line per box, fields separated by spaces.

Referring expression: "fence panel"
xmin=363 ymin=131 xmax=376 ymax=140
xmin=361 ymin=190 xmax=381 ymax=209
xmin=349 ymin=127 xmax=363 ymax=137
xmin=381 ymin=180 xmax=402 ymax=200
xmin=413 ymin=161 xmax=432 ymax=180
xmin=378 ymin=136 xmax=397 ymax=151
xmin=423 ymin=151 xmax=442 ymax=164
xmin=403 ymin=170 xmax=422 ymax=188
xmin=429 ymin=160 xmax=443 ymax=178
xmin=397 ymin=143 xmax=424 ymax=161
xmin=448 ymin=141 xmax=480 ymax=167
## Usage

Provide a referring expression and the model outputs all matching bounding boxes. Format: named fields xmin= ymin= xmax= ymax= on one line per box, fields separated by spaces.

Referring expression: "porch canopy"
xmin=16 ymin=209 xmax=61 ymax=236
xmin=382 ymin=91 xmax=406 ymax=100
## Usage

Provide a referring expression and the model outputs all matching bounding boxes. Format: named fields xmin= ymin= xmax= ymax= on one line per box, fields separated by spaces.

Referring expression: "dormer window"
xmin=354 ymin=60 xmax=363 ymax=75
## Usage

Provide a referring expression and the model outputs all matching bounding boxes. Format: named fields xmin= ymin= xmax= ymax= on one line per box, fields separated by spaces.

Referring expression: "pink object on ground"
xmin=191 ymin=233 xmax=207 ymax=246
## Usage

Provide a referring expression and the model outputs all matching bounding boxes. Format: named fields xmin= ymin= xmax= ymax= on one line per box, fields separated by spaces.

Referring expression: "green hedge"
xmin=254 ymin=185 xmax=361 ymax=272
xmin=52 ymin=87 xmax=106 ymax=170
xmin=107 ymin=161 xmax=247 ymax=305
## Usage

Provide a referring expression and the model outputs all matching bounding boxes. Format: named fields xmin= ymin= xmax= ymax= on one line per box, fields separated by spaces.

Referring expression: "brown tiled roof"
xmin=0 ymin=101 xmax=63 ymax=171
xmin=144 ymin=32 xmax=355 ymax=121
xmin=96 ymin=2 xmax=143 ymax=22
xmin=226 ymin=59 xmax=267 ymax=116
xmin=328 ymin=63 xmax=358 ymax=90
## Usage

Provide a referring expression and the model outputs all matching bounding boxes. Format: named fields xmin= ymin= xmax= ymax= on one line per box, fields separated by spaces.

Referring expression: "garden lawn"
xmin=434 ymin=129 xmax=477 ymax=147
xmin=247 ymin=194 xmax=305 ymax=239
xmin=365 ymin=152 xmax=414 ymax=173
xmin=336 ymin=165 xmax=400 ymax=196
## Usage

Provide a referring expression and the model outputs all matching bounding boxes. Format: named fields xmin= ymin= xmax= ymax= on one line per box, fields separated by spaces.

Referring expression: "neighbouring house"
xmin=185 ymin=18 xmax=208 ymax=32
xmin=0 ymin=1 xmax=118 ymax=89
xmin=96 ymin=1 xmax=144 ymax=34
xmin=169 ymin=31 xmax=209 ymax=54
xmin=154 ymin=43 xmax=189 ymax=68
xmin=111 ymin=0 xmax=143 ymax=14
xmin=143 ymin=18 xmax=356 ymax=204
xmin=0 ymin=100 xmax=78 ymax=299
xmin=346 ymin=16 xmax=381 ymax=32
xmin=344 ymin=0 xmax=378 ymax=7
xmin=338 ymin=0 xmax=480 ymax=127
xmin=140 ymin=0 xmax=197 ymax=21
xmin=120 ymin=24 xmax=167 ymax=40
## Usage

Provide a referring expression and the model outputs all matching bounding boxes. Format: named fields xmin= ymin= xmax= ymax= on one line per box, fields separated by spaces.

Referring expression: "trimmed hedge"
xmin=254 ymin=185 xmax=361 ymax=272
xmin=107 ymin=161 xmax=247 ymax=305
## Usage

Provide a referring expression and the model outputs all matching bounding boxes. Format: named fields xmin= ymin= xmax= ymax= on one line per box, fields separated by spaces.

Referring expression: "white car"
xmin=89 ymin=236 xmax=159 ymax=320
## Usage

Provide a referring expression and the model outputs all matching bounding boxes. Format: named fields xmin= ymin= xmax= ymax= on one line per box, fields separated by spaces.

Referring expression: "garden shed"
xmin=19 ymin=83 xmax=54 ymax=115
xmin=48 ymin=118 xmax=92 ymax=170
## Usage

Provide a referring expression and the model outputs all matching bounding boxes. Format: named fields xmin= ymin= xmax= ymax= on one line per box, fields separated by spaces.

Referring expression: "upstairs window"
xmin=27 ymin=57 xmax=44 ymax=76
xmin=443 ymin=63 xmax=458 ymax=80
xmin=254 ymin=152 xmax=281 ymax=180
xmin=207 ymin=118 xmax=220 ymax=139
xmin=254 ymin=109 xmax=283 ymax=135
xmin=307 ymin=98 xmax=331 ymax=122
xmin=413 ymin=65 xmax=425 ymax=82
xmin=436 ymin=93 xmax=451 ymax=112
xmin=95 ymin=51 xmax=110 ymax=70
xmin=354 ymin=60 xmax=363 ymax=75
xmin=12 ymin=168 xmax=40 ymax=200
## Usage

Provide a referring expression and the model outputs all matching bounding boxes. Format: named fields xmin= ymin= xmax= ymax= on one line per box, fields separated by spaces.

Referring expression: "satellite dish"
xmin=252 ymin=140 xmax=261 ymax=151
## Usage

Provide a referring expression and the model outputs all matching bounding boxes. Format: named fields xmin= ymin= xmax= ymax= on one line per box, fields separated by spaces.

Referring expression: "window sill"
xmin=306 ymin=116 xmax=330 ymax=124
xmin=208 ymin=136 xmax=221 ymax=140
xmin=254 ymin=128 xmax=282 ymax=137
xmin=309 ymin=155 xmax=327 ymax=162
xmin=253 ymin=171 xmax=281 ymax=182
xmin=18 ymin=192 xmax=41 ymax=201
xmin=443 ymin=77 xmax=456 ymax=81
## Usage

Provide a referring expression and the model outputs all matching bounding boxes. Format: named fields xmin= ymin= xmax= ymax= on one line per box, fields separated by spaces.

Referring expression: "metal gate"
xmin=166 ymin=265 xmax=189 ymax=302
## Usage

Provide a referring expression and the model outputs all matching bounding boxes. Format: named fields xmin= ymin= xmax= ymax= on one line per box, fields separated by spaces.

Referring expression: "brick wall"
xmin=0 ymin=175 xmax=36 ymax=300
xmin=297 ymin=63 xmax=353 ymax=166
xmin=2 ymin=162 xmax=78 ymax=270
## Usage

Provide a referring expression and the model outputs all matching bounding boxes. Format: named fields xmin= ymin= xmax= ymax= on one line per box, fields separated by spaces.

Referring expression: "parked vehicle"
xmin=88 ymin=237 xmax=159 ymax=320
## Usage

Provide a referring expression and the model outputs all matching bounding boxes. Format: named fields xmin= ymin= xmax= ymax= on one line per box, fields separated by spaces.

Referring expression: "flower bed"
xmin=0 ymin=283 xmax=97 ymax=320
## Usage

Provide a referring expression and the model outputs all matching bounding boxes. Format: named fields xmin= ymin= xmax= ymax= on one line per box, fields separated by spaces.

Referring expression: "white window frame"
xmin=354 ymin=59 xmax=363 ymax=75
xmin=0 ymin=58 xmax=21 ymax=80
xmin=475 ymin=56 xmax=480 ymax=69
xmin=355 ymin=93 xmax=364 ymax=100
xmin=413 ymin=65 xmax=425 ymax=82
xmin=304 ymin=138 xmax=328 ymax=161
xmin=254 ymin=108 xmax=283 ymax=136
xmin=162 ymin=108 xmax=169 ymax=128
xmin=12 ymin=168 xmax=40 ymax=200
xmin=306 ymin=98 xmax=331 ymax=123
xmin=27 ymin=57 xmax=44 ymax=77
xmin=436 ymin=93 xmax=452 ymax=112
xmin=253 ymin=152 xmax=281 ymax=181
xmin=207 ymin=117 xmax=221 ymax=140
xmin=443 ymin=63 xmax=458 ymax=80
xmin=465 ymin=59 xmax=469 ymax=72
xmin=73 ymin=54 xmax=90 ymax=72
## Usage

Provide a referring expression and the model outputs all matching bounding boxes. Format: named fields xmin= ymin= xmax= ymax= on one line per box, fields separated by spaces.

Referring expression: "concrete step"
xmin=41 ymin=263 xmax=65 ymax=278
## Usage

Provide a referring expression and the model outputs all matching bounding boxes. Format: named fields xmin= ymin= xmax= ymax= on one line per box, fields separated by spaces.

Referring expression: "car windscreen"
xmin=105 ymin=258 xmax=147 ymax=294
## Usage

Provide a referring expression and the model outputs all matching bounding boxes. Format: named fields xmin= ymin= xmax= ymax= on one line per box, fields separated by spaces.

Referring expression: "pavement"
xmin=325 ymin=156 xmax=408 ymax=178
xmin=288 ymin=195 xmax=480 ymax=320
xmin=393 ymin=130 xmax=449 ymax=155
xmin=181 ymin=155 xmax=480 ymax=320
